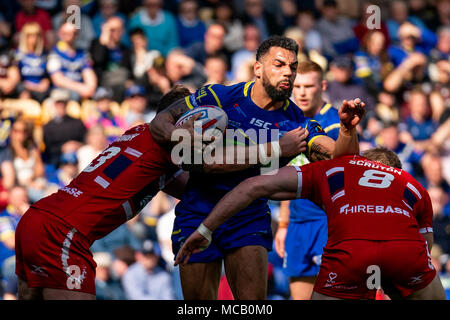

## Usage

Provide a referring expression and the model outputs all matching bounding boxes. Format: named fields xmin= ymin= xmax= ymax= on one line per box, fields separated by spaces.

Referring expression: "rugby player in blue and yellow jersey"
xmin=150 ymin=36 xmax=365 ymax=300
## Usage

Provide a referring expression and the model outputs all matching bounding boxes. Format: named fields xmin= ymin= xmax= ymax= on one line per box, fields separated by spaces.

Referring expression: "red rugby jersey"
xmin=294 ymin=154 xmax=433 ymax=246
xmin=33 ymin=124 xmax=178 ymax=242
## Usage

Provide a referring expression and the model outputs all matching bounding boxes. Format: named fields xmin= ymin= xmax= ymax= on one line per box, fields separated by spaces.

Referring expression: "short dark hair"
xmin=129 ymin=28 xmax=146 ymax=38
xmin=362 ymin=146 xmax=402 ymax=169
xmin=156 ymin=85 xmax=191 ymax=113
xmin=255 ymin=36 xmax=298 ymax=62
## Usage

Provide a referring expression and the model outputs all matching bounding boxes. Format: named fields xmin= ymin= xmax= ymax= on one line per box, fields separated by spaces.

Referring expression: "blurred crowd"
xmin=0 ymin=0 xmax=449 ymax=300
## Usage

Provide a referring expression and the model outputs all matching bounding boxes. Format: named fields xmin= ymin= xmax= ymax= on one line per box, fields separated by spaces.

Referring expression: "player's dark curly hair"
xmin=362 ymin=146 xmax=402 ymax=169
xmin=255 ymin=36 xmax=299 ymax=61
xmin=156 ymin=85 xmax=191 ymax=114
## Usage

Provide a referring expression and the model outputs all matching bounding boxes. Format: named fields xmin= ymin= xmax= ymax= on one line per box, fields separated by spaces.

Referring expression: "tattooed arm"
xmin=149 ymin=98 xmax=191 ymax=145
xmin=307 ymin=99 xmax=365 ymax=162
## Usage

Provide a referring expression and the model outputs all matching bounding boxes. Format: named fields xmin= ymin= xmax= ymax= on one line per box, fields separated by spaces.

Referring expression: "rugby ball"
xmin=175 ymin=105 xmax=228 ymax=137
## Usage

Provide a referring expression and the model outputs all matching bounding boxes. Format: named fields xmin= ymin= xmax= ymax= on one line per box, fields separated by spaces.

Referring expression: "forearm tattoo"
xmin=309 ymin=142 xmax=332 ymax=162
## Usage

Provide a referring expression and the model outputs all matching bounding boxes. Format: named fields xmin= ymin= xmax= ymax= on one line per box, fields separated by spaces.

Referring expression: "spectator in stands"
xmin=284 ymin=27 xmax=328 ymax=72
xmin=398 ymin=88 xmax=438 ymax=151
xmin=93 ymin=252 xmax=126 ymax=300
xmin=42 ymin=88 xmax=87 ymax=169
xmin=212 ymin=1 xmax=244 ymax=53
xmin=46 ymin=151 xmax=79 ymax=190
xmin=388 ymin=22 xmax=437 ymax=68
xmin=123 ymin=84 xmax=155 ymax=128
xmin=204 ymin=53 xmax=229 ymax=85
xmin=128 ymin=0 xmax=179 ymax=57
xmin=295 ymin=10 xmax=323 ymax=54
xmin=14 ymin=0 xmax=55 ymax=50
xmin=387 ymin=0 xmax=432 ymax=44
xmin=76 ymin=124 xmax=108 ymax=173
xmin=421 ymin=154 xmax=450 ymax=194
xmin=316 ymin=0 xmax=358 ymax=58
xmin=176 ymin=0 xmax=206 ymax=48
xmin=354 ymin=30 xmax=393 ymax=99
xmin=430 ymin=187 xmax=450 ymax=254
xmin=91 ymin=222 xmax=142 ymax=256
xmin=164 ymin=49 xmax=206 ymax=91
xmin=47 ymin=23 xmax=97 ymax=101
xmin=0 ymin=185 xmax=29 ymax=299
xmin=429 ymin=27 xmax=450 ymax=105
xmin=7 ymin=118 xmax=46 ymax=202
xmin=435 ymin=0 xmax=450 ymax=29
xmin=0 ymin=47 xmax=20 ymax=98
xmin=52 ymin=0 xmax=95 ymax=51
xmin=128 ymin=28 xmax=165 ymax=103
xmin=240 ymin=0 xmax=281 ymax=40
xmin=122 ymin=239 xmax=175 ymax=300
xmin=325 ymin=55 xmax=375 ymax=111
xmin=92 ymin=0 xmax=129 ymax=46
xmin=375 ymin=122 xmax=424 ymax=176
xmin=15 ymin=22 xmax=49 ymax=103
xmin=185 ymin=23 xmax=229 ymax=66
xmin=90 ymin=16 xmax=131 ymax=102
xmin=0 ymin=13 xmax=12 ymax=48
xmin=84 ymin=87 xmax=126 ymax=143
xmin=231 ymin=24 xmax=260 ymax=80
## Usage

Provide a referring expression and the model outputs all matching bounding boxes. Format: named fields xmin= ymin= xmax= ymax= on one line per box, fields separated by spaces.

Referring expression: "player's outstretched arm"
xmin=308 ymin=98 xmax=365 ymax=162
xmin=149 ymin=98 xmax=193 ymax=145
xmin=174 ymin=166 xmax=299 ymax=265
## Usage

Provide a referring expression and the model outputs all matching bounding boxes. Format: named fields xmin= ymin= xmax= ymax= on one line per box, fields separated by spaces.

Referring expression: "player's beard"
xmin=262 ymin=72 xmax=293 ymax=102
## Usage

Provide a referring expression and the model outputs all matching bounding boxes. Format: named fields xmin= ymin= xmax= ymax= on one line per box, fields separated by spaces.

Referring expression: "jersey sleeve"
xmin=294 ymin=162 xmax=322 ymax=206
xmin=185 ymin=84 xmax=226 ymax=110
xmin=304 ymin=119 xmax=327 ymax=155
xmin=415 ymin=186 xmax=434 ymax=234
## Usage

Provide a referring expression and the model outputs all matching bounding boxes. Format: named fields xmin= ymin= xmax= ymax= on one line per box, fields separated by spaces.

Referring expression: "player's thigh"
xmin=179 ymin=260 xmax=222 ymax=300
xmin=405 ymin=274 xmax=446 ymax=300
xmin=224 ymin=245 xmax=268 ymax=300
xmin=290 ymin=276 xmax=316 ymax=300
xmin=42 ymin=288 xmax=96 ymax=300
xmin=18 ymin=277 xmax=42 ymax=300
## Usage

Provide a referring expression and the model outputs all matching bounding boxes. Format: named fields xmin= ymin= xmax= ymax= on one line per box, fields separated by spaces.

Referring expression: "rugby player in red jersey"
xmin=15 ymin=84 xmax=310 ymax=300
xmin=175 ymin=147 xmax=446 ymax=300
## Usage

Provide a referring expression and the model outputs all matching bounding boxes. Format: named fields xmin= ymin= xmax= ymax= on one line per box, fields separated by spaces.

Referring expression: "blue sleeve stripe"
xmin=403 ymin=188 xmax=418 ymax=209
xmin=103 ymin=154 xmax=133 ymax=180
xmin=328 ymin=171 xmax=345 ymax=195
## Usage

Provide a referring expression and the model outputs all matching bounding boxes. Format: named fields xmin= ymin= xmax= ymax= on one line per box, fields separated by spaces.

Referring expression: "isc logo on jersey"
xmin=249 ymin=118 xmax=272 ymax=129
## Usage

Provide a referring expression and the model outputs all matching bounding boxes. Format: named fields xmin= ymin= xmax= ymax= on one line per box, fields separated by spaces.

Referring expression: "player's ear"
xmin=254 ymin=60 xmax=262 ymax=79
xmin=321 ymin=79 xmax=327 ymax=92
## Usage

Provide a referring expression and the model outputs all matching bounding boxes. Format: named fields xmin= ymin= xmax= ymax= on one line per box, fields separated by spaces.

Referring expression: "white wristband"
xmin=259 ymin=143 xmax=270 ymax=164
xmin=197 ymin=223 xmax=212 ymax=243
xmin=271 ymin=140 xmax=281 ymax=158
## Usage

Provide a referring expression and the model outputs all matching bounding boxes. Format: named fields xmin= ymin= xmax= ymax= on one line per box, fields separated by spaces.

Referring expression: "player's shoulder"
xmin=318 ymin=103 xmax=339 ymax=119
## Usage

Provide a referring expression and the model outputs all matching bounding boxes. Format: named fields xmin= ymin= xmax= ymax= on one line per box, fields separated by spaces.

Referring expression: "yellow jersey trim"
xmin=172 ymin=229 xmax=181 ymax=235
xmin=283 ymin=100 xmax=290 ymax=111
xmin=243 ymin=81 xmax=254 ymax=97
xmin=324 ymin=123 xmax=341 ymax=133
xmin=307 ymin=135 xmax=322 ymax=157
xmin=319 ymin=103 xmax=333 ymax=115
xmin=207 ymin=85 xmax=223 ymax=109
xmin=185 ymin=96 xmax=194 ymax=109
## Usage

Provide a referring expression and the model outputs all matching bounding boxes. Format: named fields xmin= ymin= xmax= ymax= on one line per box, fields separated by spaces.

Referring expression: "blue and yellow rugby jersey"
xmin=177 ymin=81 xmax=326 ymax=218
xmin=288 ymin=102 xmax=340 ymax=223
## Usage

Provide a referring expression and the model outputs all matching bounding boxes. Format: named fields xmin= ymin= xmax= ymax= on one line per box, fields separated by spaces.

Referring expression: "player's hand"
xmin=338 ymin=98 xmax=366 ymax=132
xmin=174 ymin=230 xmax=211 ymax=266
xmin=275 ymin=226 xmax=288 ymax=258
xmin=279 ymin=127 xmax=308 ymax=158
